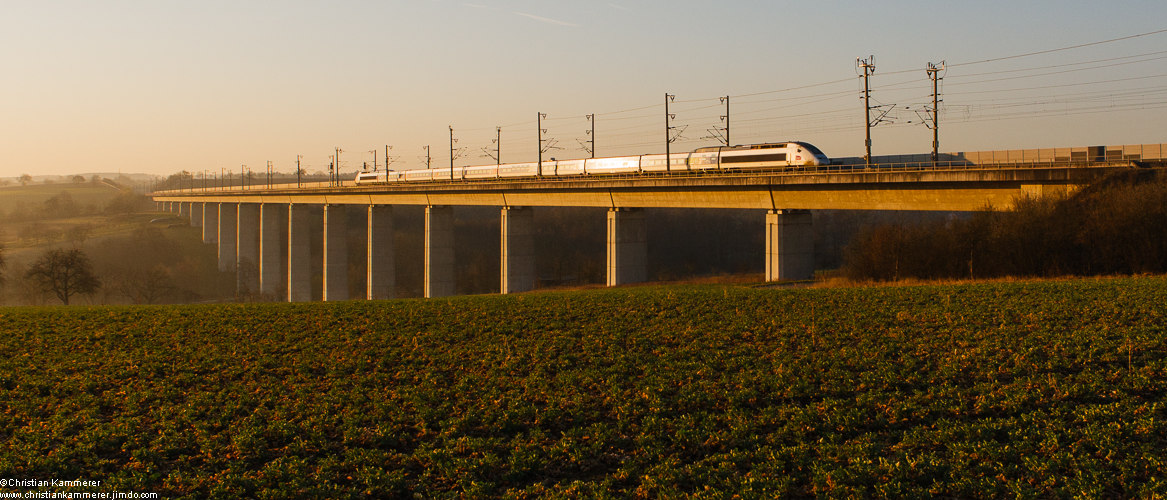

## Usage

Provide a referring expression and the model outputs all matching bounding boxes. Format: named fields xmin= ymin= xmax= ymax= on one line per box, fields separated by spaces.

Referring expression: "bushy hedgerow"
xmin=843 ymin=169 xmax=1167 ymax=281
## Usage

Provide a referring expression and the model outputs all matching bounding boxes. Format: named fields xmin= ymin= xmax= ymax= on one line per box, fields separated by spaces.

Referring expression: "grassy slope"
xmin=0 ymin=182 xmax=157 ymax=263
xmin=1 ymin=212 xmax=183 ymax=270
xmin=0 ymin=278 xmax=1165 ymax=498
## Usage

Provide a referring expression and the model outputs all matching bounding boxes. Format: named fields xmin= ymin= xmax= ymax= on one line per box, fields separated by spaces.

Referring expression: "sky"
xmin=2 ymin=1 xmax=1166 ymax=180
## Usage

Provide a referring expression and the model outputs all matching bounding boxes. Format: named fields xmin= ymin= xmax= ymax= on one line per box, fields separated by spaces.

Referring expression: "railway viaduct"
xmin=151 ymin=160 xmax=1147 ymax=301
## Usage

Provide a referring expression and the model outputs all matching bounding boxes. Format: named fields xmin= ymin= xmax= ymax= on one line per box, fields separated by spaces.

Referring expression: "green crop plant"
xmin=0 ymin=277 xmax=1165 ymax=498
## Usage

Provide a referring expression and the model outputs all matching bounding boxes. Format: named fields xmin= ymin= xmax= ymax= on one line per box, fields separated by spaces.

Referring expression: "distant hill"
xmin=0 ymin=182 xmax=123 ymax=214
xmin=2 ymin=172 xmax=162 ymax=184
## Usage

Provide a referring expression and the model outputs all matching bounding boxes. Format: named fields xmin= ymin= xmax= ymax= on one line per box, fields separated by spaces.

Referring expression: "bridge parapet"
xmin=151 ymin=163 xmax=1144 ymax=212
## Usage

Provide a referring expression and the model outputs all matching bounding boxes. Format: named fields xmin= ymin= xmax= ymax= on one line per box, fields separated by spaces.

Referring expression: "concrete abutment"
xmin=217 ymin=203 xmax=238 ymax=273
xmin=323 ymin=205 xmax=348 ymax=301
xmin=765 ymin=209 xmax=814 ymax=281
xmin=237 ymin=204 xmax=260 ymax=295
xmin=287 ymin=204 xmax=317 ymax=302
xmin=260 ymin=203 xmax=285 ymax=298
xmin=203 ymin=203 xmax=218 ymax=244
xmin=500 ymin=206 xmax=535 ymax=294
xmin=425 ymin=206 xmax=455 ymax=298
xmin=367 ymin=205 xmax=395 ymax=300
xmin=606 ymin=208 xmax=647 ymax=286
xmin=191 ymin=202 xmax=203 ymax=227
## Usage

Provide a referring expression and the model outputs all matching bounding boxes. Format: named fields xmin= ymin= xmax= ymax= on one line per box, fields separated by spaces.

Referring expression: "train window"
xmin=721 ymin=153 xmax=787 ymax=163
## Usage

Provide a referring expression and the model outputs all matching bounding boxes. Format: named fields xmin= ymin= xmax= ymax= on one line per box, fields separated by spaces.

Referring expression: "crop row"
xmin=0 ymin=278 xmax=1165 ymax=498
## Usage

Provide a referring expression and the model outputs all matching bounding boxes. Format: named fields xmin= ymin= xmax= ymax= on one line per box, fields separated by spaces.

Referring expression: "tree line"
xmin=0 ymin=188 xmax=149 ymax=223
xmin=842 ymin=169 xmax=1167 ymax=281
xmin=1 ymin=224 xmax=229 ymax=306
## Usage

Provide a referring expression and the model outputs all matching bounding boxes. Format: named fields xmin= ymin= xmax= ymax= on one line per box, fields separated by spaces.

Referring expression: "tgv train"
xmin=354 ymin=141 xmax=830 ymax=184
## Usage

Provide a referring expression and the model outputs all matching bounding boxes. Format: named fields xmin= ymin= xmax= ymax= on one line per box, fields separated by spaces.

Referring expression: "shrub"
xmin=842 ymin=170 xmax=1167 ymax=281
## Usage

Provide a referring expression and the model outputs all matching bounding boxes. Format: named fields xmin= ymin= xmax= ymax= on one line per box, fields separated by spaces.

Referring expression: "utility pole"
xmin=370 ymin=149 xmax=377 ymax=172
xmin=423 ymin=146 xmax=431 ymax=169
xmin=267 ymin=161 xmax=272 ymax=188
xmin=926 ymin=61 xmax=946 ymax=166
xmin=448 ymin=126 xmax=466 ymax=180
xmin=296 ymin=155 xmax=303 ymax=188
xmin=482 ymin=127 xmax=501 ymax=165
xmin=537 ymin=113 xmax=558 ymax=176
xmin=857 ymin=56 xmax=876 ymax=168
xmin=665 ymin=94 xmax=684 ymax=172
xmin=333 ymin=148 xmax=343 ymax=186
xmin=384 ymin=145 xmax=398 ymax=170
xmin=706 ymin=96 xmax=731 ymax=146
xmin=721 ymin=96 xmax=730 ymax=146
xmin=538 ymin=112 xmax=545 ymax=176
xmin=584 ymin=114 xmax=595 ymax=158
xmin=665 ymin=93 xmax=673 ymax=172
xmin=449 ymin=126 xmax=456 ymax=170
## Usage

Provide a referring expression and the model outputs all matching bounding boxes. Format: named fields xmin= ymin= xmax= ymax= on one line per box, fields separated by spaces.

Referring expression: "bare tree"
xmin=18 ymin=174 xmax=32 ymax=186
xmin=25 ymin=248 xmax=102 ymax=305
xmin=66 ymin=224 xmax=94 ymax=246
xmin=114 ymin=264 xmax=176 ymax=304
xmin=11 ymin=267 xmax=51 ymax=306
xmin=43 ymin=191 xmax=80 ymax=218
xmin=19 ymin=223 xmax=61 ymax=245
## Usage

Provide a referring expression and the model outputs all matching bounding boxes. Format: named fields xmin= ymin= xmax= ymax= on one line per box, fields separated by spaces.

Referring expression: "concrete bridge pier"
xmin=203 ymin=203 xmax=218 ymax=244
xmin=218 ymin=203 xmax=238 ymax=272
xmin=260 ymin=203 xmax=285 ymax=298
xmin=500 ymin=206 xmax=535 ymax=294
xmin=179 ymin=202 xmax=190 ymax=219
xmin=287 ymin=204 xmax=318 ymax=302
xmin=425 ymin=206 xmax=455 ymax=298
xmin=323 ymin=205 xmax=348 ymax=301
xmin=765 ymin=209 xmax=814 ymax=281
xmin=191 ymin=202 xmax=203 ymax=227
xmin=606 ymin=208 xmax=647 ymax=286
xmin=237 ymin=203 xmax=260 ymax=295
xmin=367 ymin=205 xmax=395 ymax=300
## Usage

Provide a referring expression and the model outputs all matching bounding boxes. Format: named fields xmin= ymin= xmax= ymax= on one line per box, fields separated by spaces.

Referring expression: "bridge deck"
xmin=152 ymin=161 xmax=1152 ymax=211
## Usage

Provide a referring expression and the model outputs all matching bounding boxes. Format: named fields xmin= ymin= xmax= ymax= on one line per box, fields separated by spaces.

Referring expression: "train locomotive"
xmin=354 ymin=141 xmax=830 ymax=184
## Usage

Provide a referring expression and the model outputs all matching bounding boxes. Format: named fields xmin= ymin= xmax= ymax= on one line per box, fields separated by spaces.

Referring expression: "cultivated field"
xmin=0 ymin=183 xmax=120 ymax=215
xmin=1 ymin=277 xmax=1165 ymax=498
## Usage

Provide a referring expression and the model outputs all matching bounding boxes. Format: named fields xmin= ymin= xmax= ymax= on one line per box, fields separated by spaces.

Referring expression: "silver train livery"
xmin=354 ymin=141 xmax=829 ymax=184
